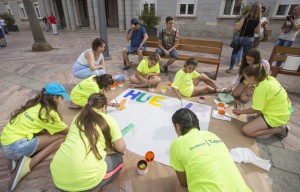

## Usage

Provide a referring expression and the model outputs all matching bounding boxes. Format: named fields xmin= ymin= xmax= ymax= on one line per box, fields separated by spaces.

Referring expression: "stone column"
xmin=93 ymin=0 xmax=99 ymax=30
xmin=66 ymin=0 xmax=76 ymax=29
xmin=117 ymin=0 xmax=125 ymax=30
xmin=124 ymin=0 xmax=132 ymax=30
xmin=61 ymin=0 xmax=71 ymax=29
xmin=44 ymin=0 xmax=52 ymax=16
xmin=87 ymin=0 xmax=95 ymax=30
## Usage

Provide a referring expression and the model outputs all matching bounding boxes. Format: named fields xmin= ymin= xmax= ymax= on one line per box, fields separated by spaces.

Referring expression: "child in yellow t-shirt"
xmin=51 ymin=93 xmax=126 ymax=191
xmin=226 ymin=49 xmax=270 ymax=103
xmin=69 ymin=74 xmax=119 ymax=109
xmin=233 ymin=64 xmax=292 ymax=138
xmin=129 ymin=54 xmax=161 ymax=88
xmin=171 ymin=57 xmax=221 ymax=99
xmin=170 ymin=108 xmax=251 ymax=192
xmin=0 ymin=83 xmax=69 ymax=191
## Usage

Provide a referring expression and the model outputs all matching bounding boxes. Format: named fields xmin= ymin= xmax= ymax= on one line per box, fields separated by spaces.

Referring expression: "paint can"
xmin=198 ymin=96 xmax=205 ymax=103
xmin=217 ymin=102 xmax=225 ymax=111
xmin=137 ymin=160 xmax=148 ymax=175
xmin=161 ymin=87 xmax=167 ymax=94
xmin=118 ymin=82 xmax=124 ymax=88
xmin=167 ymin=82 xmax=172 ymax=90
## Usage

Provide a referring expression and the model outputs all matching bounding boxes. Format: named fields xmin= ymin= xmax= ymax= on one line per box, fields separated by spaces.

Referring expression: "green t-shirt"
xmin=252 ymin=76 xmax=291 ymax=127
xmin=137 ymin=59 xmax=160 ymax=76
xmin=170 ymin=129 xmax=251 ymax=192
xmin=70 ymin=76 xmax=101 ymax=106
xmin=50 ymin=110 xmax=122 ymax=191
xmin=1 ymin=104 xmax=66 ymax=145
xmin=171 ymin=69 xmax=200 ymax=97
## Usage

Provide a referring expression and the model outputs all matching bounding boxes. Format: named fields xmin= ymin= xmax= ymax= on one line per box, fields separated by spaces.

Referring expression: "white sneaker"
xmin=9 ymin=156 xmax=31 ymax=191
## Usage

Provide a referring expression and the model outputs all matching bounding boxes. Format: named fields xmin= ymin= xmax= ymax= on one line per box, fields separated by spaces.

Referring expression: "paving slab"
xmin=268 ymin=145 xmax=300 ymax=175
xmin=268 ymin=167 xmax=300 ymax=192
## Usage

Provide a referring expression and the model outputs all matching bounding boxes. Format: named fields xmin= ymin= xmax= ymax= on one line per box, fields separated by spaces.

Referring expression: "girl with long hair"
xmin=1 ymin=83 xmax=69 ymax=191
xmin=227 ymin=3 xmax=262 ymax=73
xmin=51 ymin=93 xmax=126 ymax=191
xmin=233 ymin=64 xmax=292 ymax=138
xmin=72 ymin=38 xmax=106 ymax=79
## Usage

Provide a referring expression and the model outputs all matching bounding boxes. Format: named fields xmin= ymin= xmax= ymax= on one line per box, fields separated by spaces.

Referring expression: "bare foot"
xmin=130 ymin=83 xmax=137 ymax=88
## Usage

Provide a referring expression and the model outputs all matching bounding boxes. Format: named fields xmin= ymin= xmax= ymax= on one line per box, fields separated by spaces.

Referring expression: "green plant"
xmin=137 ymin=4 xmax=161 ymax=28
xmin=0 ymin=12 xmax=15 ymax=26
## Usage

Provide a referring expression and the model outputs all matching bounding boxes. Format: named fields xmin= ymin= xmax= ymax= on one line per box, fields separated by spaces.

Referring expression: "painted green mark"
xmin=121 ymin=123 xmax=135 ymax=136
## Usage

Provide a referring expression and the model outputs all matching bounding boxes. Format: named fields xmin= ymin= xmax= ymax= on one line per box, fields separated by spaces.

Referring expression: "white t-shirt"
xmin=279 ymin=18 xmax=300 ymax=41
xmin=254 ymin=17 xmax=267 ymax=38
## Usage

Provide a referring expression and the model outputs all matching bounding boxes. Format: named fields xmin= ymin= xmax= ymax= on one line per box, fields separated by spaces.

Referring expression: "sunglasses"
xmin=133 ymin=23 xmax=139 ymax=25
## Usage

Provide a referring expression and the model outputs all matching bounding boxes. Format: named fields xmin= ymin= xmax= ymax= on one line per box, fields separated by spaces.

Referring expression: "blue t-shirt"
xmin=128 ymin=27 xmax=147 ymax=47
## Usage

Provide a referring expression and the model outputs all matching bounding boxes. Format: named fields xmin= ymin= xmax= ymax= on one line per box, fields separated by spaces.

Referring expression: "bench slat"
xmin=176 ymin=45 xmax=221 ymax=55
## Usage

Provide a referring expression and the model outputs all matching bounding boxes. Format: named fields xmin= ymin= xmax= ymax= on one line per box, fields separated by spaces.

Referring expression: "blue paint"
xmin=184 ymin=103 xmax=193 ymax=109
xmin=124 ymin=90 xmax=142 ymax=100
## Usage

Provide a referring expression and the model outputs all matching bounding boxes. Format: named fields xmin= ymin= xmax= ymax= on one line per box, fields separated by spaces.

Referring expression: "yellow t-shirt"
xmin=0 ymin=104 xmax=66 ymax=145
xmin=137 ymin=59 xmax=160 ymax=77
xmin=70 ymin=76 xmax=102 ymax=106
xmin=170 ymin=129 xmax=251 ymax=192
xmin=50 ymin=110 xmax=122 ymax=191
xmin=252 ymin=76 xmax=291 ymax=127
xmin=171 ymin=69 xmax=200 ymax=97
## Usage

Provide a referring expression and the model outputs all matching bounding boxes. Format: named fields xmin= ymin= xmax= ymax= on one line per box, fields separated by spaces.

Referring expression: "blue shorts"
xmin=2 ymin=137 xmax=39 ymax=160
xmin=155 ymin=48 xmax=177 ymax=59
xmin=127 ymin=45 xmax=146 ymax=54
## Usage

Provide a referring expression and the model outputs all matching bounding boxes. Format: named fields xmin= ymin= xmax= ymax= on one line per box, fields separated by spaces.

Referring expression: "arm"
xmin=233 ymin=108 xmax=260 ymax=115
xmin=235 ymin=18 xmax=245 ymax=31
xmin=85 ymin=51 xmax=103 ymax=71
xmin=138 ymin=33 xmax=148 ymax=51
xmin=255 ymin=20 xmax=261 ymax=34
xmin=168 ymin=30 xmax=179 ymax=52
xmin=175 ymin=171 xmax=187 ymax=187
xmin=126 ymin=26 xmax=135 ymax=41
xmin=135 ymin=71 xmax=148 ymax=83
xmin=291 ymin=19 xmax=300 ymax=31
xmin=112 ymin=138 xmax=126 ymax=155
xmin=172 ymin=87 xmax=182 ymax=100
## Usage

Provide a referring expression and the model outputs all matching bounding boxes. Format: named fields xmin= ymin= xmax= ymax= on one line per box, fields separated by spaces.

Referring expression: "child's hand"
xmin=113 ymin=103 xmax=120 ymax=108
xmin=232 ymin=109 xmax=242 ymax=115
xmin=226 ymin=86 xmax=233 ymax=93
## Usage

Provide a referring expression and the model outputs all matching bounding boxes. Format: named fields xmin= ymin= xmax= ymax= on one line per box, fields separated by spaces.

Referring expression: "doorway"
xmin=105 ymin=0 xmax=119 ymax=27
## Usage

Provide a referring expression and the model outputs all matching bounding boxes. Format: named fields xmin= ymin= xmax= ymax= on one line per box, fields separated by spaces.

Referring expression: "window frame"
xmin=34 ymin=2 xmax=43 ymax=19
xmin=219 ymin=0 xmax=247 ymax=18
xmin=4 ymin=3 xmax=13 ymax=15
xmin=273 ymin=4 xmax=298 ymax=18
xmin=18 ymin=2 xmax=28 ymax=19
xmin=176 ymin=0 xmax=198 ymax=17
xmin=140 ymin=0 xmax=157 ymax=13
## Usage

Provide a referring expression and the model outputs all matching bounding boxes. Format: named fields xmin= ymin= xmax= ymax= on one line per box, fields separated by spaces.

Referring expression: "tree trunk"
xmin=22 ymin=0 xmax=52 ymax=51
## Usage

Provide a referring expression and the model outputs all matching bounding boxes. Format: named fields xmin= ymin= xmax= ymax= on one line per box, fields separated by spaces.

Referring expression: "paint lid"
xmin=145 ymin=151 xmax=155 ymax=162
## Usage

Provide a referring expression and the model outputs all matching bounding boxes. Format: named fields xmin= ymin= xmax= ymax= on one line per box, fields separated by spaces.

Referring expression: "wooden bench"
xmin=269 ymin=46 xmax=300 ymax=77
xmin=126 ymin=36 xmax=223 ymax=80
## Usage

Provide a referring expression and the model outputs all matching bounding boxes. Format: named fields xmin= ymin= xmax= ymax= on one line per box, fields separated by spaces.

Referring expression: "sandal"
xmin=276 ymin=125 xmax=290 ymax=139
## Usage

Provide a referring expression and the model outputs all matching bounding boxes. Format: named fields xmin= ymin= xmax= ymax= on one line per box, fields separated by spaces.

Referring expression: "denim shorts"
xmin=155 ymin=48 xmax=177 ymax=59
xmin=127 ymin=45 xmax=146 ymax=54
xmin=2 ymin=137 xmax=39 ymax=160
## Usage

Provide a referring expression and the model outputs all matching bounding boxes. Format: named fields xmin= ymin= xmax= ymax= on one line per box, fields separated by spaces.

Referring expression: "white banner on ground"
xmin=108 ymin=88 xmax=212 ymax=166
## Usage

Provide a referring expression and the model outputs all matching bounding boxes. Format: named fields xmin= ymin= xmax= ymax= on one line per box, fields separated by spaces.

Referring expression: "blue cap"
xmin=131 ymin=18 xmax=139 ymax=24
xmin=44 ymin=82 xmax=70 ymax=101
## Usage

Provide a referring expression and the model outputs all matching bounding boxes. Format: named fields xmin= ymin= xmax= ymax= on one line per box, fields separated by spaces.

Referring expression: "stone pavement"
xmin=0 ymin=28 xmax=299 ymax=192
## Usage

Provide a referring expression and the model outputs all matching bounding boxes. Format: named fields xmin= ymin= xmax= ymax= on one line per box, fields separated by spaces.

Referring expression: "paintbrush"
xmin=109 ymin=91 xmax=118 ymax=104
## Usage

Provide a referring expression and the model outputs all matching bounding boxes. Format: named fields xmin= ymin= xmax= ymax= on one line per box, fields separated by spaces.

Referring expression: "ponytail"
xmin=75 ymin=93 xmax=113 ymax=160
xmin=243 ymin=63 xmax=267 ymax=83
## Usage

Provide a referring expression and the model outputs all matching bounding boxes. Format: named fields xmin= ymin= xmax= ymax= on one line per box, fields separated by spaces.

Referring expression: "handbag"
xmin=230 ymin=18 xmax=249 ymax=49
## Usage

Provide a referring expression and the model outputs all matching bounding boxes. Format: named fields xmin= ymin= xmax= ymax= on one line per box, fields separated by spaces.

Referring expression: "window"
xmin=141 ymin=0 xmax=156 ymax=13
xmin=18 ymin=2 xmax=27 ymax=19
xmin=4 ymin=4 xmax=12 ymax=15
xmin=34 ymin=3 xmax=43 ymax=19
xmin=177 ymin=0 xmax=197 ymax=16
xmin=275 ymin=4 xmax=297 ymax=16
xmin=221 ymin=0 xmax=245 ymax=16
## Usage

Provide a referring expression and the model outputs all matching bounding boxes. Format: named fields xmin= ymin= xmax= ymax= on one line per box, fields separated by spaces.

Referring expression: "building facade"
xmin=0 ymin=0 xmax=299 ymax=42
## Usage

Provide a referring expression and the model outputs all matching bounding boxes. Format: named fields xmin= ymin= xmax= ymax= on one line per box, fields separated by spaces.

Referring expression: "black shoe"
xmin=161 ymin=65 xmax=168 ymax=73
xmin=123 ymin=65 xmax=130 ymax=70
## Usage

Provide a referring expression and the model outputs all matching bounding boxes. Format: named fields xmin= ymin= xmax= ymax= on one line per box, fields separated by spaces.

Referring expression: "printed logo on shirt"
xmin=190 ymin=139 xmax=223 ymax=150
xmin=24 ymin=112 xmax=35 ymax=122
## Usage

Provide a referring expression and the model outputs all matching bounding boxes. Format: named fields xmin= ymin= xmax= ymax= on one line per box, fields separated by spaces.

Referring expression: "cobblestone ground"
xmin=0 ymin=28 xmax=299 ymax=191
